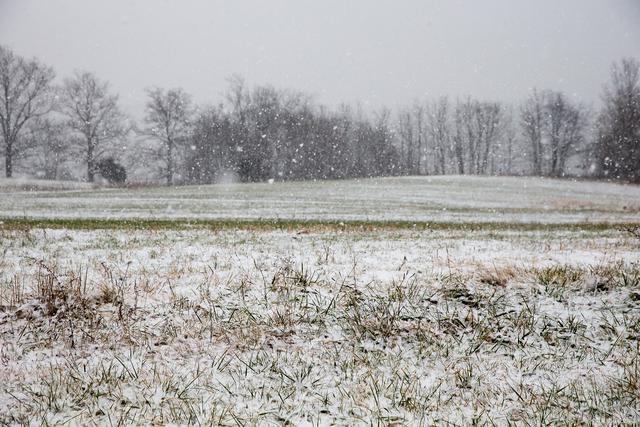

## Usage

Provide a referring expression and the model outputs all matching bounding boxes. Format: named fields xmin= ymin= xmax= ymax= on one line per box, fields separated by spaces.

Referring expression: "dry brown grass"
xmin=477 ymin=265 xmax=520 ymax=287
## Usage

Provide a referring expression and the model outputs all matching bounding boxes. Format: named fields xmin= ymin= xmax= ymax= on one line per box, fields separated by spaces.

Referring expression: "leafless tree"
xmin=499 ymin=107 xmax=518 ymax=175
xmin=245 ymin=84 xmax=282 ymax=181
xmin=143 ymin=87 xmax=192 ymax=185
xmin=473 ymin=101 xmax=502 ymax=174
xmin=60 ymin=71 xmax=129 ymax=182
xmin=596 ymin=58 xmax=640 ymax=182
xmin=452 ymin=102 xmax=467 ymax=175
xmin=371 ymin=107 xmax=398 ymax=176
xmin=454 ymin=98 xmax=502 ymax=175
xmin=398 ymin=100 xmax=433 ymax=176
xmin=545 ymin=91 xmax=588 ymax=176
xmin=397 ymin=109 xmax=412 ymax=174
xmin=521 ymin=89 xmax=589 ymax=177
xmin=413 ymin=103 xmax=426 ymax=174
xmin=225 ymin=73 xmax=250 ymax=125
xmin=0 ymin=45 xmax=55 ymax=177
xmin=24 ymin=117 xmax=71 ymax=180
xmin=426 ymin=96 xmax=451 ymax=175
xmin=520 ymin=89 xmax=545 ymax=175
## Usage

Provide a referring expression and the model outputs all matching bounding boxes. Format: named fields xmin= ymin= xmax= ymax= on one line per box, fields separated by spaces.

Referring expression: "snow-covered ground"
xmin=1 ymin=175 xmax=640 ymax=223
xmin=0 ymin=177 xmax=94 ymax=192
xmin=1 ymin=176 xmax=638 ymax=423
xmin=1 ymin=227 xmax=639 ymax=424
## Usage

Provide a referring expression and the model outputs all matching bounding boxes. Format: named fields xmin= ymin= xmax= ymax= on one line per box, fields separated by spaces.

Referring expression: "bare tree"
xmin=371 ymin=107 xmax=399 ymax=176
xmin=24 ymin=117 xmax=71 ymax=180
xmin=473 ymin=101 xmax=502 ymax=175
xmin=520 ymin=89 xmax=589 ymax=177
xmin=453 ymin=98 xmax=502 ymax=175
xmin=545 ymin=91 xmax=588 ymax=177
xmin=0 ymin=45 xmax=55 ymax=177
xmin=60 ymin=71 xmax=128 ymax=182
xmin=397 ymin=107 xmax=416 ymax=174
xmin=455 ymin=98 xmax=482 ymax=174
xmin=413 ymin=103 xmax=426 ymax=174
xmin=143 ymin=87 xmax=192 ymax=185
xmin=520 ymin=89 xmax=545 ymax=175
xmin=499 ymin=107 xmax=518 ymax=175
xmin=225 ymin=73 xmax=250 ymax=125
xmin=596 ymin=58 xmax=640 ymax=182
xmin=452 ymin=101 xmax=467 ymax=175
xmin=186 ymin=106 xmax=235 ymax=184
xmin=426 ymin=97 xmax=451 ymax=175
xmin=397 ymin=102 xmax=426 ymax=175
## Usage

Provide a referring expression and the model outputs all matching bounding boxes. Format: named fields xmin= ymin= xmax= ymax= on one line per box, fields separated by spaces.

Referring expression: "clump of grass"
xmin=316 ymin=241 xmax=335 ymax=264
xmin=440 ymin=285 xmax=479 ymax=308
xmin=342 ymin=274 xmax=430 ymax=339
xmin=534 ymin=265 xmax=583 ymax=301
xmin=269 ymin=259 xmax=319 ymax=292
xmin=452 ymin=359 xmax=475 ymax=389
xmin=505 ymin=300 xmax=540 ymax=346
xmin=4 ymin=259 xmax=143 ymax=349
xmin=478 ymin=265 xmax=518 ymax=287
xmin=286 ymin=262 xmax=320 ymax=288
xmin=589 ymin=261 xmax=640 ymax=292
xmin=4 ymin=261 xmax=103 ymax=349
xmin=0 ymin=275 xmax=26 ymax=309
xmin=31 ymin=260 xmax=93 ymax=320
xmin=536 ymin=265 xmax=583 ymax=288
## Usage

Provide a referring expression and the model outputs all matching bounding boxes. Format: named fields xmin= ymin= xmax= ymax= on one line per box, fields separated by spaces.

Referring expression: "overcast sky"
xmin=1 ymin=0 xmax=639 ymax=118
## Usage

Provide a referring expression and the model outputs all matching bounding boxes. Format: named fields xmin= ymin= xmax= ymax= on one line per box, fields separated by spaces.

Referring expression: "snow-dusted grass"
xmin=2 ymin=175 xmax=640 ymax=223
xmin=1 ymin=227 xmax=639 ymax=424
xmin=0 ymin=177 xmax=94 ymax=193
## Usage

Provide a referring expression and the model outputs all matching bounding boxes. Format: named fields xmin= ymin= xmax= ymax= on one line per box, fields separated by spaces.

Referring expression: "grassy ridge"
xmin=1 ymin=216 xmax=637 ymax=232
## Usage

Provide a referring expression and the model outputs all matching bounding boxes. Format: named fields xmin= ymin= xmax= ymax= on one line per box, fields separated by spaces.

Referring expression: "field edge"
xmin=1 ymin=216 xmax=639 ymax=232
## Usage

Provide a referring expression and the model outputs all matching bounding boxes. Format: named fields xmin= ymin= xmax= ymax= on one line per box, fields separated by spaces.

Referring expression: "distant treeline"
xmin=1 ymin=44 xmax=639 ymax=184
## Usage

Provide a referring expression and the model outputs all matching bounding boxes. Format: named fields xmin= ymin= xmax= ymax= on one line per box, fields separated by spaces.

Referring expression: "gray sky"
xmin=1 ymin=0 xmax=639 ymax=118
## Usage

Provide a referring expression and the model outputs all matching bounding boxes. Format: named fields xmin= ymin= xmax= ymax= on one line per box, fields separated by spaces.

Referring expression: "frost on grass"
xmin=2 ymin=175 xmax=640 ymax=224
xmin=0 ymin=228 xmax=639 ymax=425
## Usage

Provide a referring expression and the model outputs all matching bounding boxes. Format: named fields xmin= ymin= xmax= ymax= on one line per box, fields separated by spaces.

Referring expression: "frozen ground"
xmin=0 ymin=178 xmax=94 ymax=193
xmin=1 ymin=175 xmax=640 ymax=223
xmin=1 ymin=226 xmax=639 ymax=424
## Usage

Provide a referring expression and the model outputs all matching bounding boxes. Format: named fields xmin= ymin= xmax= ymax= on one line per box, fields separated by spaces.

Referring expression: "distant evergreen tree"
xmin=97 ymin=157 xmax=127 ymax=184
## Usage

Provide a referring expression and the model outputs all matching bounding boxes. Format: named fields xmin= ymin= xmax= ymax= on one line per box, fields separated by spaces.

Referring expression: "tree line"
xmin=1 ymin=44 xmax=639 ymax=185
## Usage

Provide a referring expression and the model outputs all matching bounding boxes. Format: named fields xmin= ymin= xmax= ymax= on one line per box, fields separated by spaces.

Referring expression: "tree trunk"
xmin=87 ymin=140 xmax=95 ymax=182
xmin=5 ymin=139 xmax=13 ymax=178
xmin=507 ymin=136 xmax=513 ymax=175
xmin=438 ymin=145 xmax=446 ymax=175
xmin=532 ymin=135 xmax=542 ymax=175
xmin=549 ymin=136 xmax=559 ymax=176
xmin=454 ymin=137 xmax=465 ymax=175
xmin=167 ymin=140 xmax=174 ymax=186
xmin=416 ymin=113 xmax=423 ymax=175
xmin=406 ymin=129 xmax=414 ymax=175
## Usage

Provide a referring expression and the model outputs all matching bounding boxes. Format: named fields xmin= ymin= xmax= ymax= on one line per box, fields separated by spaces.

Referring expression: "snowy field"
xmin=1 ymin=177 xmax=640 ymax=424
xmin=1 ymin=175 xmax=640 ymax=224
xmin=0 ymin=178 xmax=94 ymax=193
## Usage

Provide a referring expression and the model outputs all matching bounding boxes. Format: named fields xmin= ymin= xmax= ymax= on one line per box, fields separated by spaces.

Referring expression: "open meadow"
xmin=1 ymin=176 xmax=639 ymax=425
xmin=2 ymin=175 xmax=640 ymax=223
